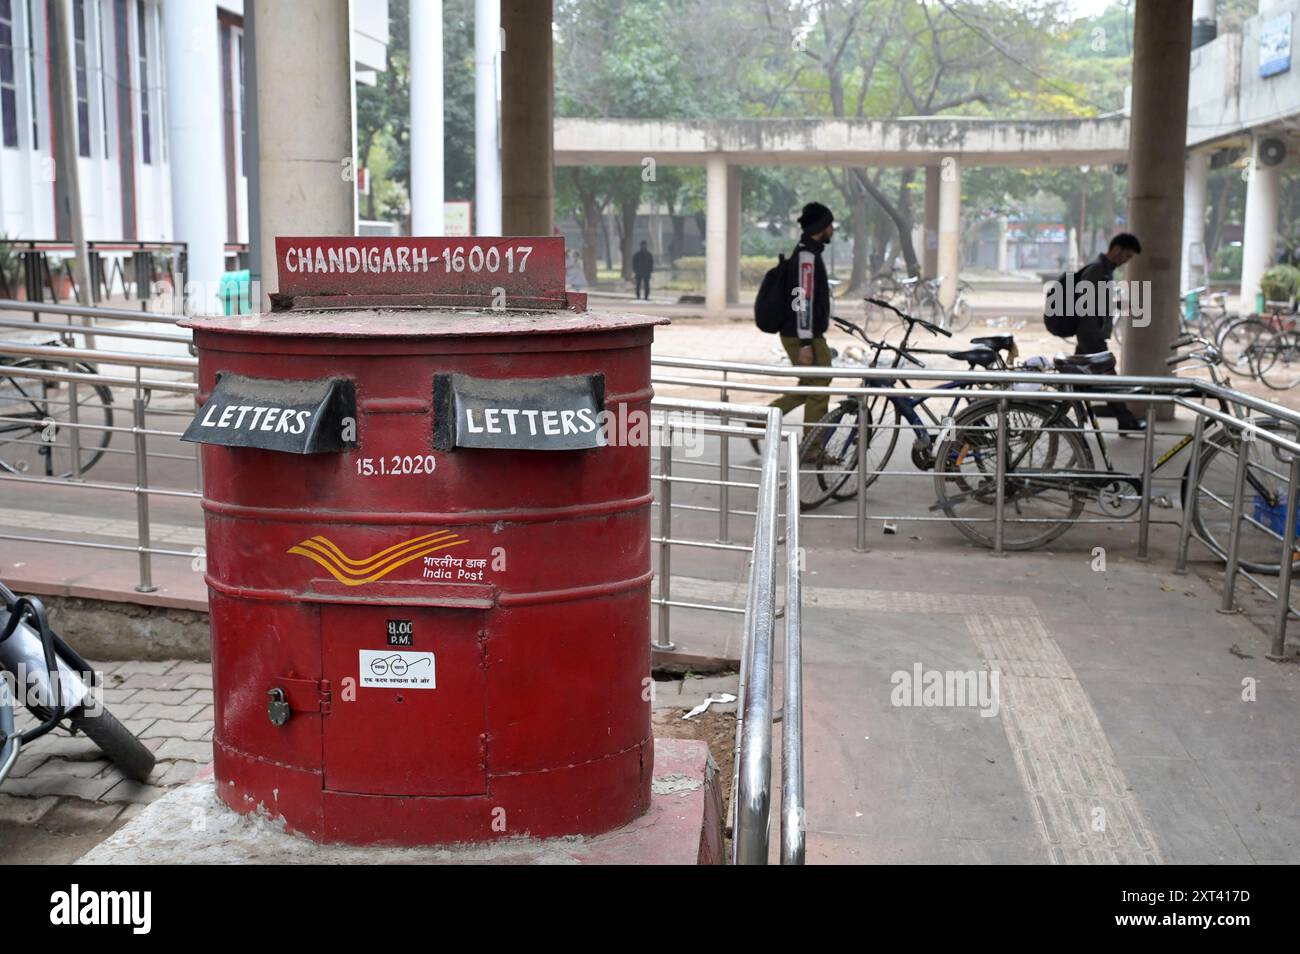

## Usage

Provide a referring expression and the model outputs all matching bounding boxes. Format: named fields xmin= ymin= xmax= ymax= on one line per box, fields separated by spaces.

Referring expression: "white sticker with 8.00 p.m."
xmin=359 ymin=649 xmax=436 ymax=689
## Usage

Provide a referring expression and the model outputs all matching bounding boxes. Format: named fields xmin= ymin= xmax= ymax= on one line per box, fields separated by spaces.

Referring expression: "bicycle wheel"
xmin=916 ymin=293 xmax=945 ymax=330
xmin=830 ymin=395 xmax=902 ymax=502
xmin=0 ymin=359 xmax=114 ymax=478
xmin=1257 ymin=330 xmax=1300 ymax=390
xmin=797 ymin=402 xmax=861 ymax=510
xmin=933 ymin=400 xmax=1092 ymax=550
xmin=948 ymin=295 xmax=974 ymax=333
xmin=1217 ymin=317 xmax=1268 ymax=378
xmin=1185 ymin=418 xmax=1300 ymax=575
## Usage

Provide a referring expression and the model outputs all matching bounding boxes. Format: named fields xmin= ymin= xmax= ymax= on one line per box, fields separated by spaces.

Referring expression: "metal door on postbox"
xmin=321 ymin=604 xmax=487 ymax=796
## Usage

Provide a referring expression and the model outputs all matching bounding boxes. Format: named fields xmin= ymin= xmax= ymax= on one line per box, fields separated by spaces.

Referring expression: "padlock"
xmin=267 ymin=687 xmax=290 ymax=726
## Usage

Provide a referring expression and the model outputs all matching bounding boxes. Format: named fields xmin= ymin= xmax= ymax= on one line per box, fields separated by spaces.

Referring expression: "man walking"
xmin=1073 ymin=232 xmax=1144 ymax=433
xmin=632 ymin=241 xmax=654 ymax=300
xmin=770 ymin=202 xmax=835 ymax=455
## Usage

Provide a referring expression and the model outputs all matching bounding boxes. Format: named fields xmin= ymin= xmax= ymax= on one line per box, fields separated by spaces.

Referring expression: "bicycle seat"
xmin=947 ymin=347 xmax=998 ymax=368
xmin=1054 ymin=351 xmax=1116 ymax=374
xmin=969 ymin=334 xmax=1015 ymax=354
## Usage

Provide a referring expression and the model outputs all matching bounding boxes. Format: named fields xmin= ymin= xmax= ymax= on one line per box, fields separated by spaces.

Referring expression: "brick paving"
xmin=1 ymin=659 xmax=213 ymax=831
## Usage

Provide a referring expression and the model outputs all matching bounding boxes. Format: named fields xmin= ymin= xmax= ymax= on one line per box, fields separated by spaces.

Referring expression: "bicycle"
xmin=0 ymin=338 xmax=114 ymax=478
xmin=929 ymin=335 xmax=1300 ymax=572
xmin=797 ymin=298 xmax=1017 ymax=510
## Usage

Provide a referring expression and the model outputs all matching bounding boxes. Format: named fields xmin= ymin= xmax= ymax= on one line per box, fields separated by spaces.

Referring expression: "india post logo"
xmin=289 ymin=531 xmax=469 ymax=585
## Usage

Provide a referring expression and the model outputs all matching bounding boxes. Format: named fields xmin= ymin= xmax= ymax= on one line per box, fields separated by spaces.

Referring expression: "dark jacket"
xmin=779 ymin=236 xmax=830 ymax=340
xmin=632 ymin=249 xmax=654 ymax=277
xmin=1073 ymin=252 xmax=1118 ymax=339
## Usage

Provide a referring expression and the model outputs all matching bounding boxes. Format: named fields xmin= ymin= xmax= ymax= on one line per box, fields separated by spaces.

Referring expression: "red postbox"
xmin=182 ymin=236 xmax=664 ymax=844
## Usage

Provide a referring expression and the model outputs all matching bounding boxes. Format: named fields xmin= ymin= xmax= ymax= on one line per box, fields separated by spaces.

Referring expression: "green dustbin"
xmin=220 ymin=269 xmax=252 ymax=315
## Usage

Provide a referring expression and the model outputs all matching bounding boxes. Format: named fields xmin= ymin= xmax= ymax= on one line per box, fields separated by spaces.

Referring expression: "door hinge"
xmin=275 ymin=676 xmax=332 ymax=716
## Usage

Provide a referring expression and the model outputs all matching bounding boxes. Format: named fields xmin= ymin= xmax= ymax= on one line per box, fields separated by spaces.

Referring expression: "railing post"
xmin=133 ymin=395 xmax=157 ymax=594
xmin=66 ymin=378 xmax=83 ymax=479
xmin=993 ymin=399 xmax=1008 ymax=555
xmin=1271 ymin=455 xmax=1300 ymax=659
xmin=1175 ymin=414 xmax=1207 ymax=574
xmin=855 ymin=400 xmax=868 ymax=552
xmin=1218 ymin=424 xmax=1252 ymax=614
xmin=781 ymin=433 xmax=805 ymax=865
xmin=718 ymin=371 xmax=730 ymax=544
xmin=1137 ymin=400 xmax=1157 ymax=559
xmin=734 ymin=407 xmax=781 ymax=865
xmin=655 ymin=423 xmax=674 ymax=651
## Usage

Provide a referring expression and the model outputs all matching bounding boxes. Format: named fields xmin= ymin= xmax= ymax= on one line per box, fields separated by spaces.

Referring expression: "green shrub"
xmin=1214 ymin=244 xmax=1243 ymax=279
xmin=671 ymin=255 xmax=778 ymax=286
xmin=1260 ymin=264 xmax=1300 ymax=303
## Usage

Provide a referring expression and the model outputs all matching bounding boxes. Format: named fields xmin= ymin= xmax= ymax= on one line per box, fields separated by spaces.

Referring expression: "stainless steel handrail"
xmin=733 ymin=406 xmax=782 ymax=864
xmin=781 ymin=431 xmax=805 ymax=865
xmin=0 ymin=299 xmax=188 ymax=326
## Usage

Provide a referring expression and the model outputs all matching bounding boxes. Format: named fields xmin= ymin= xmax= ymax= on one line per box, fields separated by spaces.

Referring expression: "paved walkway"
xmin=0 ymin=659 xmax=213 ymax=863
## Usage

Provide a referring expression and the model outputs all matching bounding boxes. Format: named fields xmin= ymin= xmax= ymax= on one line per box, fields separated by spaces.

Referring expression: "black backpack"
xmin=1043 ymin=267 xmax=1083 ymax=338
xmin=754 ymin=249 xmax=799 ymax=334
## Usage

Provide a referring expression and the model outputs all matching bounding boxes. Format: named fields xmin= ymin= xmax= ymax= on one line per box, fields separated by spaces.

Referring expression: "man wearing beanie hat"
xmin=769 ymin=202 xmax=835 ymax=456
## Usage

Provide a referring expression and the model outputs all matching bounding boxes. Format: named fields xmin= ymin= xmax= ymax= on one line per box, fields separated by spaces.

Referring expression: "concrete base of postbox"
xmin=76 ymin=738 xmax=725 ymax=865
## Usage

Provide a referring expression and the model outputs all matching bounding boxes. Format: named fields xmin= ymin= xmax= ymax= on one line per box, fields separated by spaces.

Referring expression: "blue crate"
xmin=1253 ymin=494 xmax=1300 ymax=537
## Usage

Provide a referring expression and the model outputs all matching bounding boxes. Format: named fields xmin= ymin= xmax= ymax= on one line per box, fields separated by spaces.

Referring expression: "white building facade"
xmin=0 ymin=0 xmax=386 ymax=270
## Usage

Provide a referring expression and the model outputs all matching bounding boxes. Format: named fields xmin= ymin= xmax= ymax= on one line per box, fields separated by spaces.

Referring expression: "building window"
xmin=73 ymin=0 xmax=90 ymax=156
xmin=136 ymin=0 xmax=149 ymax=163
xmin=0 ymin=0 xmax=17 ymax=148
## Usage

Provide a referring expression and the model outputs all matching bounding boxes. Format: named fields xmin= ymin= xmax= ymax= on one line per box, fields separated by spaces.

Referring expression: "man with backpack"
xmin=752 ymin=202 xmax=836 ymax=455
xmin=1044 ymin=232 xmax=1145 ymax=433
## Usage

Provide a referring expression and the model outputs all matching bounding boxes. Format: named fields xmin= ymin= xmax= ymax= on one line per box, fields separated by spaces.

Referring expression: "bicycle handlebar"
xmin=863 ymin=297 xmax=953 ymax=337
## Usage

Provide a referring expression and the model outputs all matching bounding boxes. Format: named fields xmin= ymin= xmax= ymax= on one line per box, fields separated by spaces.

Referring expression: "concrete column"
xmin=936 ymin=159 xmax=961 ymax=309
xmin=410 ymin=0 xmax=445 ymax=234
xmin=254 ymin=0 xmax=355 ymax=304
xmin=501 ymin=0 xmax=553 ymax=236
xmin=163 ymin=0 xmax=226 ymax=313
xmin=1122 ymin=0 xmax=1192 ymax=399
xmin=474 ymin=0 xmax=501 ymax=235
xmin=725 ymin=165 xmax=741 ymax=303
xmin=705 ymin=154 xmax=727 ymax=315
xmin=996 ymin=215 xmax=1009 ymax=273
xmin=1181 ymin=150 xmax=1209 ymax=291
xmin=244 ymin=2 xmax=262 ymax=290
xmin=1241 ymin=137 xmax=1281 ymax=311
xmin=923 ymin=165 xmax=940 ymax=278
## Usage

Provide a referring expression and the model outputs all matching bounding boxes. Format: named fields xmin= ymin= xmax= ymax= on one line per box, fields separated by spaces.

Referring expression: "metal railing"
xmin=652 ymin=354 xmax=1300 ymax=661
xmin=0 ymin=240 xmax=187 ymax=307
xmin=648 ymin=398 xmax=804 ymax=864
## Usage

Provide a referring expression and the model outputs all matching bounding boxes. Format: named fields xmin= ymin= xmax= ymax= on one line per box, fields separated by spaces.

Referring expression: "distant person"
xmin=1074 ymin=231 xmax=1145 ymax=433
xmin=632 ymin=241 xmax=654 ymax=300
xmin=565 ymin=249 xmax=586 ymax=292
xmin=760 ymin=202 xmax=835 ymax=457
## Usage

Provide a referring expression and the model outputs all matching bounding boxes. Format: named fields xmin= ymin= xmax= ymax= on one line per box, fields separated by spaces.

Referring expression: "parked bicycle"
xmin=797 ymin=298 xmax=1016 ymax=509
xmin=867 ymin=272 xmax=972 ymax=334
xmin=929 ymin=334 xmax=1299 ymax=572
xmin=0 ymin=338 xmax=114 ymax=478
xmin=1215 ymin=307 xmax=1300 ymax=390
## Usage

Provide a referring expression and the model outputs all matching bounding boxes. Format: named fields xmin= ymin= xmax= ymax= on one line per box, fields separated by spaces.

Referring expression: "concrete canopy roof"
xmin=554 ymin=117 xmax=1130 ymax=168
